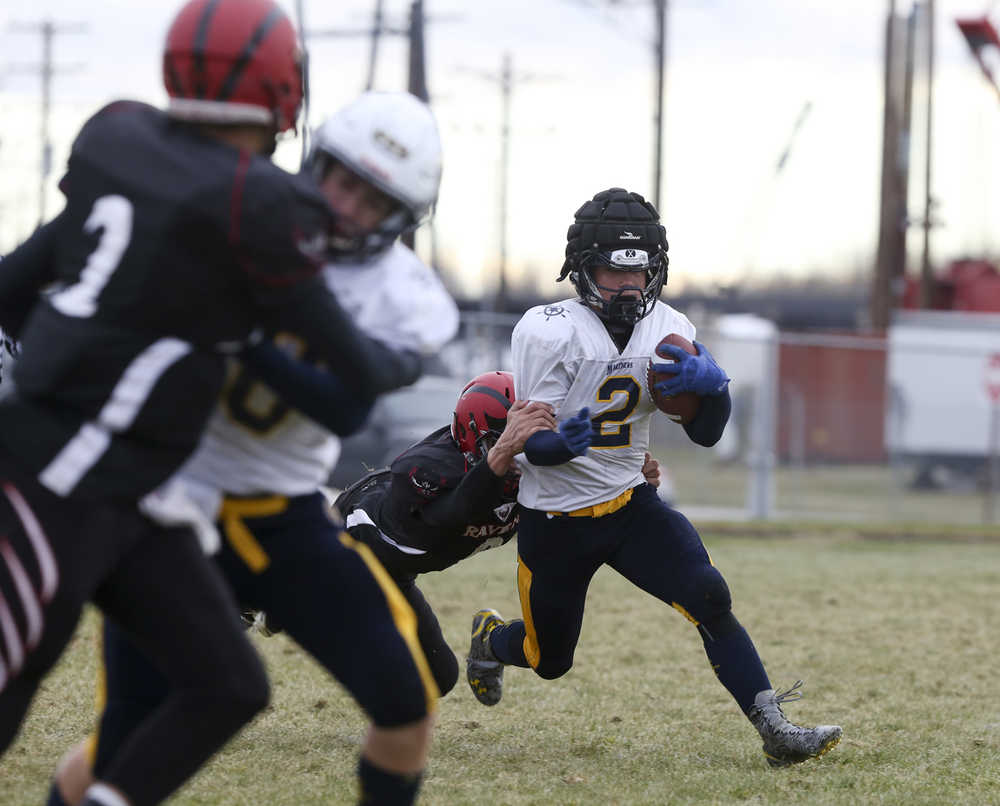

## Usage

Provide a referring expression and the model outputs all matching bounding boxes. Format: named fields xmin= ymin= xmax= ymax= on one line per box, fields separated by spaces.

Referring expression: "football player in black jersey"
xmin=44 ymin=92 xmax=456 ymax=806
xmin=0 ymin=2 xmax=430 ymax=805
xmin=335 ymin=371 xmax=662 ymax=698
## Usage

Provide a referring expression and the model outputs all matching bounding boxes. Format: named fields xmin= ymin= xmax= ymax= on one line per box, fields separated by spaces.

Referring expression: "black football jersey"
xmin=338 ymin=426 xmax=519 ymax=575
xmin=0 ymin=101 xmax=332 ymax=500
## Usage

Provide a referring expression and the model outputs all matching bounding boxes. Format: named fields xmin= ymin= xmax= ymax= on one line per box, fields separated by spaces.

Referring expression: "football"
xmin=647 ymin=333 xmax=701 ymax=424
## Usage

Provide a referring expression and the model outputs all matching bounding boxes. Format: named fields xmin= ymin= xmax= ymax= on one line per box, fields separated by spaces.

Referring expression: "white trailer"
xmin=886 ymin=310 xmax=1000 ymax=485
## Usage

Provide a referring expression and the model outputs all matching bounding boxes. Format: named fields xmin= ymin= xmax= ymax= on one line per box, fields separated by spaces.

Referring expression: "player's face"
xmin=320 ymin=162 xmax=398 ymax=237
xmin=591 ymin=266 xmax=647 ymax=302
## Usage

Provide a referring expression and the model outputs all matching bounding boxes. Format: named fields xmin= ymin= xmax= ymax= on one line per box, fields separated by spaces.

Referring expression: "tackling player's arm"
xmin=414 ymin=400 xmax=555 ymax=532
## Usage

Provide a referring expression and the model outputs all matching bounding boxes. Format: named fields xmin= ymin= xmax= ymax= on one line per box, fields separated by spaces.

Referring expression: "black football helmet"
xmin=558 ymin=187 xmax=669 ymax=327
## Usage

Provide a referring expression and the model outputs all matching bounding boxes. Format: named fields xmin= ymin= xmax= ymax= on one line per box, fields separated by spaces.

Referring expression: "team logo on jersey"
xmin=540 ymin=305 xmax=567 ymax=321
xmin=606 ymin=359 xmax=634 ymax=374
xmin=408 ymin=467 xmax=443 ymax=497
xmin=493 ymin=501 xmax=516 ymax=522
xmin=464 ymin=517 xmax=518 ymax=540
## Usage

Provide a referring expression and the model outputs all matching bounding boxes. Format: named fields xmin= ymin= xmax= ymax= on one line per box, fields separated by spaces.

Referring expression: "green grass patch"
xmin=3 ymin=533 xmax=1000 ymax=804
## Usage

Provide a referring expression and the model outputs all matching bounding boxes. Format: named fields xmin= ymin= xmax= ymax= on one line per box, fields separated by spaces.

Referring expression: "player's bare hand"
xmin=488 ymin=400 xmax=555 ymax=475
xmin=641 ymin=452 xmax=661 ymax=489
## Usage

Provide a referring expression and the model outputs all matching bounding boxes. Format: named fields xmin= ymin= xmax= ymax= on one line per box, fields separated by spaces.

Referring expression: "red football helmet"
xmin=451 ymin=371 xmax=515 ymax=463
xmin=163 ymin=0 xmax=303 ymax=132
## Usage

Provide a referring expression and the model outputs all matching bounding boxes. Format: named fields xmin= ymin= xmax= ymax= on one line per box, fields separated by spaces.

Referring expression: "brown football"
xmin=647 ymin=333 xmax=701 ymax=424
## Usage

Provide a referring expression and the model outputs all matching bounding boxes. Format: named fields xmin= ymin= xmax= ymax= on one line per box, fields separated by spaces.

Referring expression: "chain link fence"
xmin=445 ymin=310 xmax=1000 ymax=527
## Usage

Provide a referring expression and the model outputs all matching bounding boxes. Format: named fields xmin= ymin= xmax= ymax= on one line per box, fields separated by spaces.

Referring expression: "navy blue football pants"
xmin=347 ymin=519 xmax=462 ymax=698
xmin=0 ymin=449 xmax=267 ymax=806
xmin=91 ymin=491 xmax=439 ymax=777
xmin=488 ymin=482 xmax=771 ymax=713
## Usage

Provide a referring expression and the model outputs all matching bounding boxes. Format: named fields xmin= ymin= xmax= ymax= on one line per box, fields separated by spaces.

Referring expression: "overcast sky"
xmin=2 ymin=0 xmax=999 ymax=300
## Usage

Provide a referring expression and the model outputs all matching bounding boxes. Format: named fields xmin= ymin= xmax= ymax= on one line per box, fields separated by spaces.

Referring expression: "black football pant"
xmin=0 ymin=449 xmax=268 ymax=806
xmin=91 ymin=490 xmax=438 ymax=777
xmin=488 ymin=482 xmax=771 ymax=713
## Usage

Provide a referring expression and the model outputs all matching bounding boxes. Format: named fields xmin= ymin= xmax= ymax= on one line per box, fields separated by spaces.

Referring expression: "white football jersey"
xmin=180 ymin=241 xmax=459 ymax=510
xmin=513 ymin=298 xmax=695 ymax=512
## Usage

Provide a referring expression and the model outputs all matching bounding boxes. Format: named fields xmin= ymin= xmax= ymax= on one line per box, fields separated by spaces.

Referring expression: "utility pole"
xmin=402 ymin=0 xmax=428 ymax=251
xmin=307 ymin=1 xmax=403 ymax=95
xmin=366 ymin=0 xmax=386 ymax=91
xmin=294 ymin=0 xmax=311 ymax=165
xmin=652 ymin=0 xmax=667 ymax=212
xmin=9 ymin=20 xmax=85 ymax=228
xmin=407 ymin=0 xmax=428 ymax=102
xmin=873 ymin=1 xmax=914 ymax=330
xmin=919 ymin=0 xmax=936 ymax=308
xmin=463 ymin=53 xmax=552 ymax=313
xmin=464 ymin=54 xmax=514 ymax=312
xmin=568 ymin=0 xmax=669 ymax=210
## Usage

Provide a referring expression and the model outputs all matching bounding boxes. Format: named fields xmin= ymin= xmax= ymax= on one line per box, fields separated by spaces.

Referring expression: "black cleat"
xmin=466 ymin=608 xmax=505 ymax=706
xmin=747 ymin=681 xmax=843 ymax=767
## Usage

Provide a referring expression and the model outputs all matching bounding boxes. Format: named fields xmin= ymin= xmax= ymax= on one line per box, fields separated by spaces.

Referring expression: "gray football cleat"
xmin=466 ymin=608 xmax=506 ymax=706
xmin=747 ymin=680 xmax=843 ymax=767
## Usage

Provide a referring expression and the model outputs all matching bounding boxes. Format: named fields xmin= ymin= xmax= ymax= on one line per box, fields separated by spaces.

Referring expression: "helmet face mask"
xmin=559 ymin=188 xmax=669 ymax=328
xmin=306 ymin=91 xmax=443 ymax=261
xmin=163 ymin=0 xmax=304 ymax=135
xmin=451 ymin=371 xmax=515 ymax=466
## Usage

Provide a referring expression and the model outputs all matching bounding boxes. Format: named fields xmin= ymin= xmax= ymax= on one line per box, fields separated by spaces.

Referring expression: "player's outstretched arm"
xmin=523 ymin=407 xmax=593 ymax=466
xmin=486 ymin=400 xmax=556 ymax=477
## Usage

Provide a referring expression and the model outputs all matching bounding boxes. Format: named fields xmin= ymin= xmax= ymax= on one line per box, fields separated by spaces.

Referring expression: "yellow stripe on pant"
xmin=84 ymin=622 xmax=109 ymax=766
xmin=219 ymin=495 xmax=289 ymax=573
xmin=338 ymin=532 xmax=440 ymax=714
xmin=516 ymin=555 xmax=541 ymax=669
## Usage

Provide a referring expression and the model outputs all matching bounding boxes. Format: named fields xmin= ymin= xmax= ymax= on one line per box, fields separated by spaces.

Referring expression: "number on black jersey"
xmin=51 ymin=195 xmax=133 ymax=317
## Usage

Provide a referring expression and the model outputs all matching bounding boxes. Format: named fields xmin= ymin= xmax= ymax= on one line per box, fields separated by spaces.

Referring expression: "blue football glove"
xmin=557 ymin=407 xmax=593 ymax=456
xmin=650 ymin=340 xmax=730 ymax=397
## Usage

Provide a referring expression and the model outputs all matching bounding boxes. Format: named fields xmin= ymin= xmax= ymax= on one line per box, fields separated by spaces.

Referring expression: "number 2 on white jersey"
xmin=51 ymin=195 xmax=133 ymax=318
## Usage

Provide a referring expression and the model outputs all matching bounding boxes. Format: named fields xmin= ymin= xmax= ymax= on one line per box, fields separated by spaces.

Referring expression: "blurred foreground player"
xmin=49 ymin=90 xmax=456 ymax=806
xmin=0 ymin=2 xmax=424 ymax=805
xmin=467 ymin=188 xmax=842 ymax=768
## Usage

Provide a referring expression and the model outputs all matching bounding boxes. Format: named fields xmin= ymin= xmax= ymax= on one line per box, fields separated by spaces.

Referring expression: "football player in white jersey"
xmin=466 ymin=188 xmax=842 ymax=768
xmin=49 ymin=92 xmax=457 ymax=806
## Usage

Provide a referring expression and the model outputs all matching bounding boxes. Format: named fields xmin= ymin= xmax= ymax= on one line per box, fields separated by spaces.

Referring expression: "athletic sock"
xmin=357 ymin=756 xmax=422 ymax=806
xmin=700 ymin=622 xmax=771 ymax=714
xmin=485 ymin=620 xmax=529 ymax=667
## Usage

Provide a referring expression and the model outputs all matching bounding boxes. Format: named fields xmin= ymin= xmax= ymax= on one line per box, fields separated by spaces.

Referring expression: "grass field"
xmin=3 ymin=524 xmax=1000 ymax=805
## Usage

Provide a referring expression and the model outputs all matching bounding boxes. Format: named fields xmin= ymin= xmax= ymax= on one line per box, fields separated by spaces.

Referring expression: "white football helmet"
xmin=308 ymin=91 xmax=443 ymax=259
